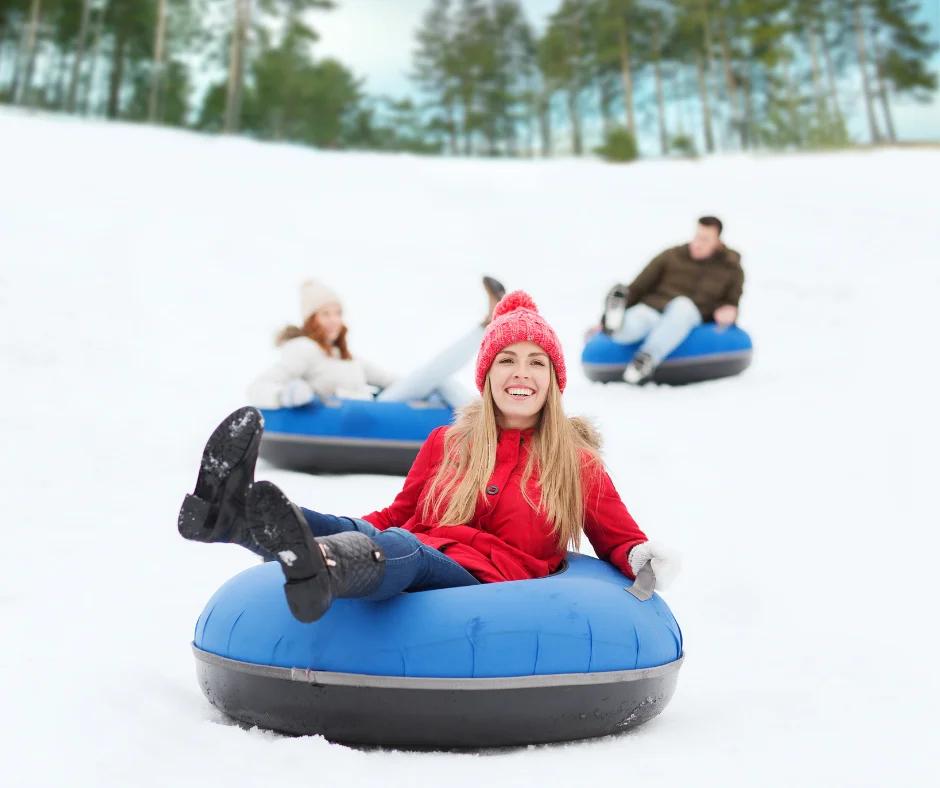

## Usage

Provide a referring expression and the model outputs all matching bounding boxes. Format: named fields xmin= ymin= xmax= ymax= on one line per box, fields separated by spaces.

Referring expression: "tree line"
xmin=0 ymin=0 xmax=435 ymax=151
xmin=413 ymin=0 xmax=938 ymax=157
xmin=0 ymin=0 xmax=936 ymax=158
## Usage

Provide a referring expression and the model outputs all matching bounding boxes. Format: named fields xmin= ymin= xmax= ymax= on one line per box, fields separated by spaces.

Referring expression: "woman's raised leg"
xmin=247 ymin=483 xmax=477 ymax=622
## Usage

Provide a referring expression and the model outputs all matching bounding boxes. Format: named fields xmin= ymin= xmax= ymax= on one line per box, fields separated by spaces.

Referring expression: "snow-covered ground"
xmin=2 ymin=108 xmax=938 ymax=787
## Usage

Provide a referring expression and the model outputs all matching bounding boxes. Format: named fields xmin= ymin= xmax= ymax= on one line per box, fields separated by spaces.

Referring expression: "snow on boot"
xmin=623 ymin=351 xmax=656 ymax=385
xmin=602 ymin=285 xmax=628 ymax=334
xmin=177 ymin=407 xmax=267 ymax=556
xmin=246 ymin=481 xmax=386 ymax=623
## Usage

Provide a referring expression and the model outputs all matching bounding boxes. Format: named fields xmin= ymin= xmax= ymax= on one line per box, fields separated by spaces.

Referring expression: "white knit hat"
xmin=300 ymin=279 xmax=342 ymax=323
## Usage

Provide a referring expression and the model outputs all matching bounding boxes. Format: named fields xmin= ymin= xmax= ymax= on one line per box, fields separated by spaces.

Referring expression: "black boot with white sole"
xmin=246 ymin=481 xmax=386 ymax=623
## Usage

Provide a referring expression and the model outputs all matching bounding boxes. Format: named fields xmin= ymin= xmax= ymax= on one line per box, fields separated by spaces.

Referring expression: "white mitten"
xmin=279 ymin=379 xmax=315 ymax=408
xmin=628 ymin=541 xmax=680 ymax=590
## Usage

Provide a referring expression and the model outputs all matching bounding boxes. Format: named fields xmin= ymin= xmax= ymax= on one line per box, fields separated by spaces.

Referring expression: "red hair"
xmin=276 ymin=314 xmax=353 ymax=360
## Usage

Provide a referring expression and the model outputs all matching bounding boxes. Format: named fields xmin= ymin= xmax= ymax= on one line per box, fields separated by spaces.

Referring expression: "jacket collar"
xmin=497 ymin=426 xmax=537 ymax=441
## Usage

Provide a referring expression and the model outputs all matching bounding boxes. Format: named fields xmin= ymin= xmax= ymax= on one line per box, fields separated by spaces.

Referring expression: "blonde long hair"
xmin=422 ymin=366 xmax=603 ymax=550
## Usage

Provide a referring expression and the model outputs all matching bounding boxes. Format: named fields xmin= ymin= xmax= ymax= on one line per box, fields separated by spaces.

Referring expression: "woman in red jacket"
xmin=179 ymin=292 xmax=676 ymax=622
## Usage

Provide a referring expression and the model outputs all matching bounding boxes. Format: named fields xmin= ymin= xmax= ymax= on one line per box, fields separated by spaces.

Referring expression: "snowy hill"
xmin=1 ymin=108 xmax=938 ymax=787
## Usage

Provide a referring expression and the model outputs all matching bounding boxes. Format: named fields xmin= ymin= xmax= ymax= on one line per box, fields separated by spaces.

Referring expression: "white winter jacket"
xmin=247 ymin=337 xmax=396 ymax=408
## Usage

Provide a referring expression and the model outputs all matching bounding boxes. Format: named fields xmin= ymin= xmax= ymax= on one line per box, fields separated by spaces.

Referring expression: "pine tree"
xmin=12 ymin=0 xmax=42 ymax=104
xmin=148 ymin=0 xmax=167 ymax=121
xmin=223 ymin=0 xmax=249 ymax=132
xmin=670 ymin=0 xmax=716 ymax=153
xmin=412 ymin=0 xmax=459 ymax=154
xmin=592 ymin=0 xmax=646 ymax=147
xmin=541 ymin=0 xmax=593 ymax=155
xmin=65 ymin=0 xmax=92 ymax=112
xmin=870 ymin=0 xmax=938 ymax=142
xmin=101 ymin=0 xmax=154 ymax=119
xmin=851 ymin=0 xmax=882 ymax=142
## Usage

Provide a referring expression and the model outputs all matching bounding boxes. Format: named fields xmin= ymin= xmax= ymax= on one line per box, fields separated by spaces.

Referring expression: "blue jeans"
xmin=301 ymin=508 xmax=480 ymax=601
xmin=612 ymin=296 xmax=703 ymax=364
xmin=376 ymin=326 xmax=482 ymax=408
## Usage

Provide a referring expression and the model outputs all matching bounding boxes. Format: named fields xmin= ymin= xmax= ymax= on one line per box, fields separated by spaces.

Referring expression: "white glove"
xmin=628 ymin=541 xmax=680 ymax=590
xmin=279 ymin=379 xmax=316 ymax=408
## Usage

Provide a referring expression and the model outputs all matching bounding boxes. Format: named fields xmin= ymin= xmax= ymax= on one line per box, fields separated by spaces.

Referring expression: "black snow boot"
xmin=246 ymin=481 xmax=386 ymax=623
xmin=623 ymin=351 xmax=656 ymax=385
xmin=482 ymin=276 xmax=507 ymax=326
xmin=177 ymin=406 xmax=269 ymax=557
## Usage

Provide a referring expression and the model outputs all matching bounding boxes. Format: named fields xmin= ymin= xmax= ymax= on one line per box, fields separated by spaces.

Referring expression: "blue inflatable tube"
xmin=582 ymin=324 xmax=753 ymax=384
xmin=258 ymin=398 xmax=453 ymax=475
xmin=191 ymin=553 xmax=684 ymax=747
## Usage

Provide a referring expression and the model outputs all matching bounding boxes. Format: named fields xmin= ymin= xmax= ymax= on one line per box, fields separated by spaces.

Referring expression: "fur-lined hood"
xmin=569 ymin=415 xmax=602 ymax=452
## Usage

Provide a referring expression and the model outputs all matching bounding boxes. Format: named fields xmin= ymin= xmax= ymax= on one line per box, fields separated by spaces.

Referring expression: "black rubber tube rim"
xmin=193 ymin=645 xmax=683 ymax=689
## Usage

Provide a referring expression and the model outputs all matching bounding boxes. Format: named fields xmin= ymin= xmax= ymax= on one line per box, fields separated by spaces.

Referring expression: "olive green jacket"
xmin=626 ymin=244 xmax=744 ymax=320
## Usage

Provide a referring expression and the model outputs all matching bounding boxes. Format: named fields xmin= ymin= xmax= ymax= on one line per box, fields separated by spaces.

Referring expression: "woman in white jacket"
xmin=248 ymin=277 xmax=505 ymax=409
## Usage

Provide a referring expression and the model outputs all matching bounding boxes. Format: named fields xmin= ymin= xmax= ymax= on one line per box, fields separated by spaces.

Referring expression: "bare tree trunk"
xmin=52 ymin=47 xmax=69 ymax=106
xmin=524 ymin=74 xmax=538 ymax=157
xmin=13 ymin=0 xmax=43 ymax=105
xmin=695 ymin=54 xmax=715 ymax=153
xmin=460 ymin=98 xmax=472 ymax=155
xmin=107 ymin=28 xmax=128 ymax=118
xmin=717 ymin=20 xmax=743 ymax=149
xmin=819 ymin=24 xmax=845 ymax=130
xmin=446 ymin=100 xmax=459 ymax=155
xmin=485 ymin=122 xmax=498 ymax=156
xmin=741 ymin=67 xmax=756 ymax=149
xmin=652 ymin=18 xmax=668 ymax=155
xmin=66 ymin=0 xmax=92 ymax=112
xmin=523 ymin=109 xmax=534 ymax=157
xmin=806 ymin=29 xmax=829 ymax=127
xmin=0 ymin=33 xmax=14 ymax=94
xmin=538 ymin=94 xmax=552 ymax=157
xmin=566 ymin=6 xmax=583 ymax=155
xmin=616 ymin=19 xmax=636 ymax=138
xmin=148 ymin=0 xmax=168 ymax=123
xmin=566 ymin=87 xmax=582 ymax=154
xmin=224 ymin=0 xmax=250 ymax=134
xmin=698 ymin=0 xmax=716 ymax=152
xmin=782 ymin=58 xmax=802 ymax=147
xmin=598 ymin=73 xmax=614 ymax=136
xmin=672 ymin=69 xmax=686 ymax=137
xmin=870 ymin=28 xmax=897 ymax=143
xmin=81 ymin=6 xmax=105 ymax=115
xmin=852 ymin=0 xmax=881 ymax=143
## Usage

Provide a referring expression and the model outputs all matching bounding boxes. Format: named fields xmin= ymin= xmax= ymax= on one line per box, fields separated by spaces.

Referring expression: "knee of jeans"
xmin=373 ymin=527 xmax=421 ymax=561
xmin=664 ymin=296 xmax=698 ymax=316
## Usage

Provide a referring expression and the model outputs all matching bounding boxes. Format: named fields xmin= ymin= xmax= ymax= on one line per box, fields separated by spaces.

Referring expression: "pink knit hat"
xmin=475 ymin=291 xmax=567 ymax=392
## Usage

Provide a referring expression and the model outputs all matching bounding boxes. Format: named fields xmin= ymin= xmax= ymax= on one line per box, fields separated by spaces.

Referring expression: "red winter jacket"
xmin=361 ymin=426 xmax=647 ymax=584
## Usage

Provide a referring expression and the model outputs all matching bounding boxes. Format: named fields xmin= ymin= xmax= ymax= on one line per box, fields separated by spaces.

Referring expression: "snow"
xmin=1 ymin=107 xmax=938 ymax=787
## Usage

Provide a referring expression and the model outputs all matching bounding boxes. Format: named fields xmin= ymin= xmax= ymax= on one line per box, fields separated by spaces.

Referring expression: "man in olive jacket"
xmin=605 ymin=216 xmax=744 ymax=384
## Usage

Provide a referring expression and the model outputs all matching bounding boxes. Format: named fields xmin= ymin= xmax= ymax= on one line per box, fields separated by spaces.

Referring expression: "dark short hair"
xmin=698 ymin=216 xmax=723 ymax=236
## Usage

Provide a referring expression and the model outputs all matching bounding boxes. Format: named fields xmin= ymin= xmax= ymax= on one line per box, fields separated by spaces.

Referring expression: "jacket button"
xmin=486 ymin=485 xmax=499 ymax=495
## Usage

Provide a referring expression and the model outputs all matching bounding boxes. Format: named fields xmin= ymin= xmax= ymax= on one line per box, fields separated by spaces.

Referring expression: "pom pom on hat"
xmin=475 ymin=290 xmax=567 ymax=392
xmin=492 ymin=290 xmax=538 ymax=320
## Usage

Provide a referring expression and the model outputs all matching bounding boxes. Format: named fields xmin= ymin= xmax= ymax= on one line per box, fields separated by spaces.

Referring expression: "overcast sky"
xmin=309 ymin=0 xmax=940 ymax=143
xmin=310 ymin=0 xmax=562 ymax=96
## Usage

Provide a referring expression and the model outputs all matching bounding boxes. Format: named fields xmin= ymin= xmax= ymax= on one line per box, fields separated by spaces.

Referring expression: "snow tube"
xmin=191 ymin=553 xmax=683 ymax=748
xmin=582 ymin=324 xmax=753 ymax=384
xmin=258 ymin=399 xmax=453 ymax=475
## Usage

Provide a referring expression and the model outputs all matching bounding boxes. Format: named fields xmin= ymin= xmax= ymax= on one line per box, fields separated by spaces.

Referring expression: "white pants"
xmin=611 ymin=297 xmax=703 ymax=364
xmin=376 ymin=326 xmax=481 ymax=408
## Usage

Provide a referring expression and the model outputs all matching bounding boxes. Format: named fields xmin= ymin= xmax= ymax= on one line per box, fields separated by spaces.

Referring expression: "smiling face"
xmin=313 ymin=302 xmax=344 ymax=344
xmin=487 ymin=341 xmax=552 ymax=429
